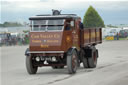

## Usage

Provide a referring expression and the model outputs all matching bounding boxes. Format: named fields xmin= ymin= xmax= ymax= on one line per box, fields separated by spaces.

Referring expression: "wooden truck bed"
xmin=81 ymin=28 xmax=102 ymax=47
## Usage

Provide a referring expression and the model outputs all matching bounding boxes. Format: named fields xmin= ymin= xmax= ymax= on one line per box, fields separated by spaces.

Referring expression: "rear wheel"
xmin=26 ymin=56 xmax=38 ymax=74
xmin=88 ymin=48 xmax=98 ymax=68
xmin=80 ymin=49 xmax=89 ymax=68
xmin=67 ymin=50 xmax=78 ymax=74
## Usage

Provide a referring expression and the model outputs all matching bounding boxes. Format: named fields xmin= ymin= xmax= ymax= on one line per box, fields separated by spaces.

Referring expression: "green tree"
xmin=83 ymin=6 xmax=105 ymax=28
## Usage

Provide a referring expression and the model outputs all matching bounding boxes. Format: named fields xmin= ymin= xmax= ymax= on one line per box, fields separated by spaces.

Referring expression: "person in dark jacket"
xmin=78 ymin=18 xmax=83 ymax=29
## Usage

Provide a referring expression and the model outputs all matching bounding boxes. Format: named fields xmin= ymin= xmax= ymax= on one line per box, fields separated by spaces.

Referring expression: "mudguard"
xmin=67 ymin=47 xmax=78 ymax=56
xmin=25 ymin=48 xmax=30 ymax=56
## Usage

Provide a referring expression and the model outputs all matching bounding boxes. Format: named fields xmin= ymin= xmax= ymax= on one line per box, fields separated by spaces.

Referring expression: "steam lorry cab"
xmin=25 ymin=10 xmax=102 ymax=74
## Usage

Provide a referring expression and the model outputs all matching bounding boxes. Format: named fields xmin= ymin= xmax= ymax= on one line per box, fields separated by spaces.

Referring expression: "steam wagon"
xmin=25 ymin=10 xmax=102 ymax=74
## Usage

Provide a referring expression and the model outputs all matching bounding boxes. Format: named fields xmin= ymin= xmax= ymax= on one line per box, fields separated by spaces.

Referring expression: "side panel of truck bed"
xmin=81 ymin=28 xmax=102 ymax=47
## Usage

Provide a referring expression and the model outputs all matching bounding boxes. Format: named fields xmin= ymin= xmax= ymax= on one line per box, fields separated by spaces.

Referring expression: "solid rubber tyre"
xmin=88 ymin=48 xmax=98 ymax=68
xmin=67 ymin=50 xmax=78 ymax=74
xmin=26 ymin=56 xmax=38 ymax=74
xmin=80 ymin=49 xmax=89 ymax=68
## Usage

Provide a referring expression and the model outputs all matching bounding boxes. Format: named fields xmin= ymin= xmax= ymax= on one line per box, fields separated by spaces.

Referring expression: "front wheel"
xmin=26 ymin=56 xmax=38 ymax=74
xmin=67 ymin=50 xmax=78 ymax=74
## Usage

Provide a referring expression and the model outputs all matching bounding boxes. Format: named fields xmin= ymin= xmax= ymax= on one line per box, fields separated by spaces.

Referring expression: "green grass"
xmin=119 ymin=37 xmax=128 ymax=40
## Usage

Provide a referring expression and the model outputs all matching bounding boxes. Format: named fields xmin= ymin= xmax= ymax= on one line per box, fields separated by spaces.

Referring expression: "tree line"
xmin=0 ymin=22 xmax=23 ymax=27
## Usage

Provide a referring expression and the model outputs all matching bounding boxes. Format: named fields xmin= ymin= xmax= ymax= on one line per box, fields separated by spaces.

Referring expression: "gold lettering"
xmin=46 ymin=40 xmax=59 ymax=43
xmin=31 ymin=34 xmax=39 ymax=39
xmin=31 ymin=34 xmax=60 ymax=39
xmin=40 ymin=44 xmax=49 ymax=48
xmin=32 ymin=40 xmax=41 ymax=43
xmin=54 ymin=34 xmax=60 ymax=38
xmin=31 ymin=34 xmax=34 ymax=38
xmin=40 ymin=34 xmax=53 ymax=38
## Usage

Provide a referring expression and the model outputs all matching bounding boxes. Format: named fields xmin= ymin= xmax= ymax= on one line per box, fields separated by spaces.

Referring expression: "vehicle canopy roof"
xmin=29 ymin=14 xmax=80 ymax=20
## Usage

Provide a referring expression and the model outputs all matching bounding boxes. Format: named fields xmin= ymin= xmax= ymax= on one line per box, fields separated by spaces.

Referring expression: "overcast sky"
xmin=1 ymin=0 xmax=128 ymax=25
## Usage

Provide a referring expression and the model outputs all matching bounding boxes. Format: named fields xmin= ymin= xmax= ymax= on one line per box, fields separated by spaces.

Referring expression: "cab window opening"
xmin=65 ymin=22 xmax=71 ymax=30
xmin=30 ymin=19 xmax=65 ymax=31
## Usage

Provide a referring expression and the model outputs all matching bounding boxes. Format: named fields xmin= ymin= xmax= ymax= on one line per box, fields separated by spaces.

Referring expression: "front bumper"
xmin=28 ymin=51 xmax=64 ymax=54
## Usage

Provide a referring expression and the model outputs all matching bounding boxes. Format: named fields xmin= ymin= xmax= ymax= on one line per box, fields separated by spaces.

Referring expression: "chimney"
xmin=52 ymin=9 xmax=61 ymax=15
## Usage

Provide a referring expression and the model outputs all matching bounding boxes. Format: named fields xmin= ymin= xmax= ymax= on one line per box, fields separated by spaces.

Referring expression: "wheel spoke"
xmin=72 ymin=55 xmax=77 ymax=69
xmin=67 ymin=50 xmax=78 ymax=74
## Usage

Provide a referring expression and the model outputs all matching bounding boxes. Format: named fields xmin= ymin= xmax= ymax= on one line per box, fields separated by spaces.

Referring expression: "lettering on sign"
xmin=32 ymin=40 xmax=41 ymax=43
xmin=31 ymin=35 xmax=39 ymax=39
xmin=46 ymin=40 xmax=59 ymax=43
xmin=40 ymin=44 xmax=49 ymax=48
xmin=31 ymin=34 xmax=61 ymax=44
xmin=31 ymin=34 xmax=60 ymax=39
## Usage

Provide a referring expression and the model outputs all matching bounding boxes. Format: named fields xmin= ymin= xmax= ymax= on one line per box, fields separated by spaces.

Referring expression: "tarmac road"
xmin=1 ymin=40 xmax=128 ymax=85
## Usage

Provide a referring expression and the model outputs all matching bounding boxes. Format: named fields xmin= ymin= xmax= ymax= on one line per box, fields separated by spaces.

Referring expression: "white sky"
xmin=0 ymin=0 xmax=1 ymax=23
xmin=1 ymin=0 xmax=128 ymax=1
xmin=1 ymin=0 xmax=128 ymax=11
xmin=1 ymin=0 xmax=128 ymax=24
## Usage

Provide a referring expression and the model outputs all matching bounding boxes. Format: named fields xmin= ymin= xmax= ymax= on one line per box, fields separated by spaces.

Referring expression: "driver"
xmin=79 ymin=18 xmax=83 ymax=29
